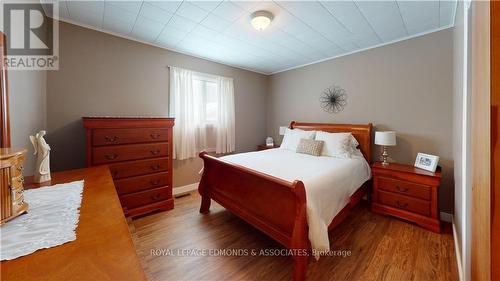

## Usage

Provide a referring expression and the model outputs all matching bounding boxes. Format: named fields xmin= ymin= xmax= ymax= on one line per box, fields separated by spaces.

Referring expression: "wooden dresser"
xmin=83 ymin=117 xmax=174 ymax=217
xmin=371 ymin=162 xmax=441 ymax=233
xmin=1 ymin=166 xmax=146 ymax=280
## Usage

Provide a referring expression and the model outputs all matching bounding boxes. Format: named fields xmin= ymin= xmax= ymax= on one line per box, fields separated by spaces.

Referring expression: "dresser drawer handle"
xmin=396 ymin=201 xmax=408 ymax=209
xmin=396 ymin=186 xmax=409 ymax=192
xmin=105 ymin=154 xmax=118 ymax=160
xmin=151 ymin=164 xmax=161 ymax=171
xmin=150 ymin=180 xmax=161 ymax=186
xmin=151 ymin=194 xmax=161 ymax=200
xmin=104 ymin=136 xmax=118 ymax=142
xmin=150 ymin=133 xmax=161 ymax=139
xmin=150 ymin=149 xmax=161 ymax=155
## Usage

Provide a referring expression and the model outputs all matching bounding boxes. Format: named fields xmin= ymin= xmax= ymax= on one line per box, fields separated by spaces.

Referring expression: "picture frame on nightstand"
xmin=414 ymin=152 xmax=439 ymax=172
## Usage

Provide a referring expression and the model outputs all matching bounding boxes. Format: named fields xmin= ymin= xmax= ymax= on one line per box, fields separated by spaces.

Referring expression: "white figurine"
xmin=30 ymin=130 xmax=51 ymax=183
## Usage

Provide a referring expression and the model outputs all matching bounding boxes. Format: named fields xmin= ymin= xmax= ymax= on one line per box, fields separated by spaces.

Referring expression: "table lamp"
xmin=375 ymin=131 xmax=396 ymax=166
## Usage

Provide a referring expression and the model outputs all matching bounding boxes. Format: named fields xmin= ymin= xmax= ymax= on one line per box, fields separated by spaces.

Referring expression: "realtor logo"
xmin=2 ymin=1 xmax=59 ymax=70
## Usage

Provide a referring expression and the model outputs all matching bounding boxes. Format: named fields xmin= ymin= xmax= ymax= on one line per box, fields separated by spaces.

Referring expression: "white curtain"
xmin=215 ymin=76 xmax=235 ymax=154
xmin=169 ymin=67 xmax=235 ymax=160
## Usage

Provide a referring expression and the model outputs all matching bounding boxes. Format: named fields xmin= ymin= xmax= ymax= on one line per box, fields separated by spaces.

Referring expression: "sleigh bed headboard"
xmin=290 ymin=121 xmax=373 ymax=163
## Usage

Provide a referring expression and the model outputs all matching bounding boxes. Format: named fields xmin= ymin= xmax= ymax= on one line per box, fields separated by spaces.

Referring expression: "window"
xmin=193 ymin=74 xmax=218 ymax=125
xmin=169 ymin=67 xmax=235 ymax=160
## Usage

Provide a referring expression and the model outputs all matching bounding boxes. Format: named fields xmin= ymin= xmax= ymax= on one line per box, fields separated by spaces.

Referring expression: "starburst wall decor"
xmin=320 ymin=85 xmax=347 ymax=113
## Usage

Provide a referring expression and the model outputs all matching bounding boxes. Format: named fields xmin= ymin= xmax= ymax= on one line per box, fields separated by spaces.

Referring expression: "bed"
xmin=198 ymin=122 xmax=373 ymax=281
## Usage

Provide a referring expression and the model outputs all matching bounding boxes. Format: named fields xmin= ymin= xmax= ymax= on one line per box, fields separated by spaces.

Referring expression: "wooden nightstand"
xmin=371 ymin=162 xmax=442 ymax=233
xmin=258 ymin=144 xmax=279 ymax=150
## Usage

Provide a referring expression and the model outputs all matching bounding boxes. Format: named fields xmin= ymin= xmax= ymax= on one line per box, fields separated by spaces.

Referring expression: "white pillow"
xmin=315 ymin=131 xmax=357 ymax=158
xmin=280 ymin=128 xmax=316 ymax=151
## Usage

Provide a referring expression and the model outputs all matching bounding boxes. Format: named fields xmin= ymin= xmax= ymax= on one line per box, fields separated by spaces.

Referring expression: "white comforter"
xmin=219 ymin=148 xmax=371 ymax=253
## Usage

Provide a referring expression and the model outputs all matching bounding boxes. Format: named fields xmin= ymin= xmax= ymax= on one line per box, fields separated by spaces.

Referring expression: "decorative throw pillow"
xmin=315 ymin=131 xmax=355 ymax=158
xmin=280 ymin=128 xmax=316 ymax=151
xmin=296 ymin=139 xmax=324 ymax=156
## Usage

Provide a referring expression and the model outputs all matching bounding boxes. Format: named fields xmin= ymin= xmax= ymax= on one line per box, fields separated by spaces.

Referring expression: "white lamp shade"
xmin=375 ymin=131 xmax=396 ymax=146
xmin=279 ymin=126 xmax=287 ymax=136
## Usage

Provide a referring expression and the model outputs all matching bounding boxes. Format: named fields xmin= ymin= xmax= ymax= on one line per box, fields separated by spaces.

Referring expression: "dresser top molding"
xmin=371 ymin=162 xmax=442 ymax=178
xmin=82 ymin=117 xmax=174 ymax=129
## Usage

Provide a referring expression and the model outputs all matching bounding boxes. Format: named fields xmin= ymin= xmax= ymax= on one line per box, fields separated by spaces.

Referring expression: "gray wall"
xmin=9 ymin=70 xmax=47 ymax=175
xmin=46 ymin=22 xmax=268 ymax=187
xmin=267 ymin=29 xmax=454 ymax=213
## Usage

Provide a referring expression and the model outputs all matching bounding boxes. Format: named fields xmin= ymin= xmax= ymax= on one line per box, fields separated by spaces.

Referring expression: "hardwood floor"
xmin=129 ymin=192 xmax=458 ymax=281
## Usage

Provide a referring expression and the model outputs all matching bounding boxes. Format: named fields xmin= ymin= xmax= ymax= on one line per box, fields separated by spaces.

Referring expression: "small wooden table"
xmin=257 ymin=144 xmax=279 ymax=150
xmin=1 ymin=166 xmax=146 ymax=281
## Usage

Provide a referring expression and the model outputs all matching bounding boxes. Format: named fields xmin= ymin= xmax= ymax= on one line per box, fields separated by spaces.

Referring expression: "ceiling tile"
xmin=398 ymin=1 xmax=439 ymax=35
xmin=146 ymin=1 xmax=181 ymax=13
xmin=131 ymin=16 xmax=163 ymax=42
xmin=67 ymin=1 xmax=104 ymax=27
xmin=175 ymin=2 xmax=210 ymax=23
xmin=139 ymin=2 xmax=173 ymax=25
xmin=105 ymin=1 xmax=142 ymax=14
xmin=231 ymin=0 xmax=262 ymax=12
xmin=190 ymin=25 xmax=220 ymax=40
xmin=276 ymin=1 xmax=353 ymax=50
xmin=200 ymin=13 xmax=231 ymax=32
xmin=103 ymin=18 xmax=135 ymax=35
xmin=104 ymin=2 xmax=137 ymax=25
xmin=157 ymin=28 xmax=186 ymax=47
xmin=188 ymin=1 xmax=222 ymax=12
xmin=158 ymin=25 xmax=189 ymax=41
xmin=355 ymin=1 xmax=408 ymax=42
xmin=439 ymin=0 xmax=456 ymax=26
xmin=166 ymin=15 xmax=197 ymax=33
xmin=319 ymin=0 xmax=380 ymax=47
xmin=211 ymin=1 xmax=246 ymax=22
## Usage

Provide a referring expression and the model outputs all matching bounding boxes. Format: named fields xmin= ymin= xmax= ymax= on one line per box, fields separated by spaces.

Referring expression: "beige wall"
xmin=46 ymin=22 xmax=268 ymax=187
xmin=267 ymin=29 xmax=454 ymax=213
xmin=9 ymin=70 xmax=47 ymax=175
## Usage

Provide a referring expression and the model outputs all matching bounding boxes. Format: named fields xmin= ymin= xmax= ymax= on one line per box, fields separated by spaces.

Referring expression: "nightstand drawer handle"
xmin=150 ymin=180 xmax=161 ymax=186
xmin=104 ymin=136 xmax=118 ymax=142
xmin=150 ymin=149 xmax=161 ymax=155
xmin=396 ymin=186 xmax=409 ymax=192
xmin=105 ymin=154 xmax=118 ymax=160
xmin=396 ymin=201 xmax=408 ymax=209
xmin=150 ymin=133 xmax=161 ymax=139
xmin=151 ymin=164 xmax=161 ymax=171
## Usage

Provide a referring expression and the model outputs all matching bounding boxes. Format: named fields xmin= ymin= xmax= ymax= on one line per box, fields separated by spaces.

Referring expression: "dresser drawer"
xmin=115 ymin=172 xmax=169 ymax=195
xmin=92 ymin=128 xmax=169 ymax=146
xmin=378 ymin=176 xmax=431 ymax=200
xmin=109 ymin=158 xmax=170 ymax=179
xmin=378 ymin=191 xmax=430 ymax=216
xmin=92 ymin=143 xmax=169 ymax=165
xmin=120 ymin=187 xmax=171 ymax=209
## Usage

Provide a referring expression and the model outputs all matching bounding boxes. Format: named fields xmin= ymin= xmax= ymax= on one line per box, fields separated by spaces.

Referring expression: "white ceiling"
xmin=42 ymin=0 xmax=457 ymax=75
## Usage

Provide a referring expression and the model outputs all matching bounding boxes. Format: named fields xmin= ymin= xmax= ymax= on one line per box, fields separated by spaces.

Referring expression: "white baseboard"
xmin=173 ymin=182 xmax=199 ymax=196
xmin=452 ymin=219 xmax=464 ymax=281
xmin=440 ymin=212 xmax=453 ymax=222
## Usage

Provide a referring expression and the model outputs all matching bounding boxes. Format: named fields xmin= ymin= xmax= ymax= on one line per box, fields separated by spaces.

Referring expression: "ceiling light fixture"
xmin=251 ymin=10 xmax=274 ymax=31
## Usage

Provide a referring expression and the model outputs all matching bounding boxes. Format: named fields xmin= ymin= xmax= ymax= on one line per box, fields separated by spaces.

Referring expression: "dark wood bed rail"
xmin=198 ymin=121 xmax=373 ymax=281
xmin=199 ymin=151 xmax=307 ymax=249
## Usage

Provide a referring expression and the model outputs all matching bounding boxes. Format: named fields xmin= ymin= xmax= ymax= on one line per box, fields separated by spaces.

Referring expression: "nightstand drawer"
xmin=378 ymin=177 xmax=431 ymax=200
xmin=378 ymin=191 xmax=430 ymax=216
